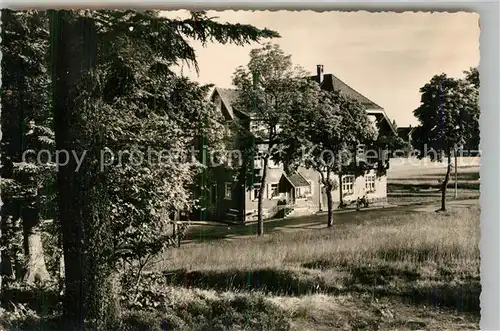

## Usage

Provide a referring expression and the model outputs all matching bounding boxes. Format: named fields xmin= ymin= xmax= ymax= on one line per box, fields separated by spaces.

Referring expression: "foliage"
xmin=0 ymin=7 xmax=280 ymax=328
xmin=42 ymin=8 xmax=280 ymax=326
xmin=1 ymin=9 xmax=55 ymax=287
xmin=279 ymin=85 xmax=377 ymax=224
xmin=120 ymin=271 xmax=292 ymax=331
xmin=232 ymin=43 xmax=310 ymax=234
xmin=464 ymin=67 xmax=479 ymax=88
xmin=413 ymin=73 xmax=479 ymax=160
xmin=463 ymin=67 xmax=480 ymax=152
xmin=67 ymin=8 xmax=277 ymax=249
xmin=412 ymin=72 xmax=479 ymax=210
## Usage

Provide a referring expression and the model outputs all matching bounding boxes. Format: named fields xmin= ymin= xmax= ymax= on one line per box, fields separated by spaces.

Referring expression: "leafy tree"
xmin=463 ymin=67 xmax=480 ymax=153
xmin=413 ymin=73 xmax=479 ymax=211
xmin=464 ymin=67 xmax=479 ymax=88
xmin=232 ymin=43 xmax=308 ymax=236
xmin=47 ymin=9 xmax=278 ymax=328
xmin=331 ymin=91 xmax=378 ymax=208
xmin=0 ymin=9 xmax=54 ymax=288
xmin=279 ymin=83 xmax=338 ymax=227
xmin=279 ymin=86 xmax=377 ymax=227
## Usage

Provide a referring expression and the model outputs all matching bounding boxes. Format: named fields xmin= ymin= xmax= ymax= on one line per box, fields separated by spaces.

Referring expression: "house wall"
xmin=319 ymin=169 xmax=388 ymax=209
xmin=243 ymin=167 xmax=283 ymax=220
xmin=296 ymin=167 xmax=321 ymax=209
xmin=241 ymin=165 xmax=323 ymax=220
xmin=208 ymin=88 xmax=391 ymax=223
xmin=236 ymin=165 xmax=388 ymax=222
xmin=203 ymin=166 xmax=240 ymax=221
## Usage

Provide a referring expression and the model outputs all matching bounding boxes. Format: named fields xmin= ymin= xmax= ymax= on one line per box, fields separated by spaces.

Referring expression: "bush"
xmin=120 ymin=272 xmax=292 ymax=331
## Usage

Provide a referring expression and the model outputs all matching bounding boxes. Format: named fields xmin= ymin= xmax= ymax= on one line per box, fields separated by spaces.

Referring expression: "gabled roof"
xmin=309 ymin=73 xmax=383 ymax=110
xmin=208 ymin=71 xmax=396 ymax=136
xmin=282 ymin=172 xmax=310 ymax=188
xmin=311 ymin=73 xmax=397 ymax=135
xmin=209 ymin=87 xmax=238 ymax=120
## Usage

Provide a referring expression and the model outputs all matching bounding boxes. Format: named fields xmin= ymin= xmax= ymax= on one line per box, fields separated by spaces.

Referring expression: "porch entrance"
xmin=278 ymin=172 xmax=311 ymax=205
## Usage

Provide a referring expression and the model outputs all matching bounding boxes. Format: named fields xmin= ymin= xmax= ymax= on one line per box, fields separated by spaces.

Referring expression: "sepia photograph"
xmin=1 ymin=8 xmax=480 ymax=331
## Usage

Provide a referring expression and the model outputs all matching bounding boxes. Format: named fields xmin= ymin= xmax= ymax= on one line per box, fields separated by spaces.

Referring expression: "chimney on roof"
xmin=316 ymin=64 xmax=324 ymax=84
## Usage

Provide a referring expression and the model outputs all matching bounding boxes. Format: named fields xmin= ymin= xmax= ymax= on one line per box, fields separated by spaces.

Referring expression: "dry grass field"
xmin=387 ymin=160 xmax=480 ymax=206
xmin=116 ymin=162 xmax=482 ymax=330
xmin=127 ymin=203 xmax=480 ymax=330
xmin=1 ymin=164 xmax=481 ymax=331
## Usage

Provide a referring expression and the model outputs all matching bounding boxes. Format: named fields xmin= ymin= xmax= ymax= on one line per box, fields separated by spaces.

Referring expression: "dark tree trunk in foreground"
xmin=326 ymin=187 xmax=334 ymax=228
xmin=257 ymin=156 xmax=269 ymax=236
xmin=50 ymin=11 xmax=119 ymax=329
xmin=50 ymin=12 xmax=87 ymax=327
xmin=440 ymin=153 xmax=452 ymax=211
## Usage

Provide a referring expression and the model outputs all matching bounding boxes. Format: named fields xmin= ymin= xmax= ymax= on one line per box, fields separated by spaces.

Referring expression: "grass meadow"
xmin=387 ymin=162 xmax=480 ymax=206
xmin=4 ymin=164 xmax=480 ymax=331
xmin=117 ymin=163 xmax=481 ymax=330
xmin=125 ymin=203 xmax=480 ymax=330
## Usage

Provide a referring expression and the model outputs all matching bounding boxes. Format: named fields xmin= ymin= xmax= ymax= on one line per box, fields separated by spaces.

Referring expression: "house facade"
xmin=204 ymin=65 xmax=397 ymax=223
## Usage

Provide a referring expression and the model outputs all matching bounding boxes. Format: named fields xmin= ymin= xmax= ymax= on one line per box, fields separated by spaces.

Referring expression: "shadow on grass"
xmin=1 ymin=286 xmax=60 ymax=315
xmin=122 ymin=293 xmax=292 ymax=331
xmin=164 ymin=265 xmax=480 ymax=315
xmin=302 ymin=260 xmax=421 ymax=282
xmin=397 ymin=280 xmax=481 ymax=314
xmin=164 ymin=268 xmax=334 ymax=297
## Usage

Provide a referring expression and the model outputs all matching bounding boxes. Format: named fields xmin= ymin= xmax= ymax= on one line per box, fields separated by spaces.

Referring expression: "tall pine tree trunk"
xmin=50 ymin=12 xmax=87 ymax=327
xmin=49 ymin=11 xmax=120 ymax=329
xmin=440 ymin=153 xmax=452 ymax=211
xmin=51 ymin=11 xmax=119 ymax=329
xmin=257 ymin=156 xmax=269 ymax=236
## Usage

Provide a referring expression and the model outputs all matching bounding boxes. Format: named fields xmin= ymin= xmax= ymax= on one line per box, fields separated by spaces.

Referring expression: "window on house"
xmin=253 ymin=152 xmax=263 ymax=169
xmin=342 ymin=175 xmax=355 ymax=195
xmin=365 ymin=175 xmax=376 ymax=193
xmin=224 ymin=182 xmax=232 ymax=200
xmin=268 ymin=183 xmax=279 ymax=199
xmin=296 ymin=184 xmax=312 ymax=199
xmin=357 ymin=144 xmax=366 ymax=161
xmin=305 ymin=180 xmax=313 ymax=196
xmin=252 ymin=183 xmax=261 ymax=200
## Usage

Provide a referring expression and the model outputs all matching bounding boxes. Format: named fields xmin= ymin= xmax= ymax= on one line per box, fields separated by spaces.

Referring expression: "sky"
xmin=162 ymin=10 xmax=480 ymax=127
